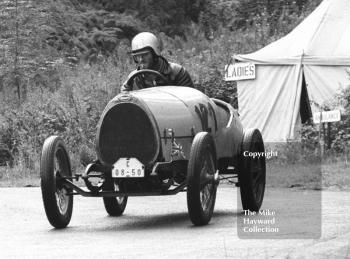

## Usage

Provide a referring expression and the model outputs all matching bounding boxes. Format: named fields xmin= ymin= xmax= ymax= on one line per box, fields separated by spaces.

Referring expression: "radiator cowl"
xmin=96 ymin=100 xmax=160 ymax=167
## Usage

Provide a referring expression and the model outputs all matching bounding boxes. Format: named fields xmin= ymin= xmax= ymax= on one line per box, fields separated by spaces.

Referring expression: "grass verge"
xmin=266 ymin=156 xmax=350 ymax=190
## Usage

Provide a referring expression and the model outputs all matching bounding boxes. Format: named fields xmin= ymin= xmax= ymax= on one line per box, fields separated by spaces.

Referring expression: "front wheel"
xmin=187 ymin=132 xmax=218 ymax=226
xmin=239 ymin=129 xmax=266 ymax=212
xmin=40 ymin=136 xmax=73 ymax=228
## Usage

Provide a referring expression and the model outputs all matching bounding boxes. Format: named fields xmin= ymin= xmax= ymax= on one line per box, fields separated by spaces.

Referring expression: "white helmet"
xmin=131 ymin=32 xmax=161 ymax=56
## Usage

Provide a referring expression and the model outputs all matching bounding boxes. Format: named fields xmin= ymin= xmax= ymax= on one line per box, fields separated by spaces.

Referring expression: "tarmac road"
xmin=1 ymin=185 xmax=350 ymax=259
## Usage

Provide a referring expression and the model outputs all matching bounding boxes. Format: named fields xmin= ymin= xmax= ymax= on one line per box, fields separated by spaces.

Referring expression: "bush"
xmin=0 ymin=53 xmax=134 ymax=171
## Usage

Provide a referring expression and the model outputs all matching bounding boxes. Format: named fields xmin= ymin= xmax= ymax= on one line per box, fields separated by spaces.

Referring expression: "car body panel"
xmin=96 ymin=86 xmax=244 ymax=167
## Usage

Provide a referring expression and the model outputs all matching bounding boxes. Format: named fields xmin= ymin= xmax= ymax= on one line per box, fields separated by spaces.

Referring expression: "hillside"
xmin=0 ymin=0 xmax=321 ymax=69
xmin=1 ymin=0 xmax=332 ymax=171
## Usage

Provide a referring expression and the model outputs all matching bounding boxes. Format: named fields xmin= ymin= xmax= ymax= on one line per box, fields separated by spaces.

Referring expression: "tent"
xmin=233 ymin=0 xmax=350 ymax=142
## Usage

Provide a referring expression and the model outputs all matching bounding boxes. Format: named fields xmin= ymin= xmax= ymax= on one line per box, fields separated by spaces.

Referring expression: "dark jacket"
xmin=121 ymin=57 xmax=194 ymax=92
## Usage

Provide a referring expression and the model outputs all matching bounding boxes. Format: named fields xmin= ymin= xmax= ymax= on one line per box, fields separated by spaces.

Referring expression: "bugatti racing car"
xmin=40 ymin=70 xmax=266 ymax=228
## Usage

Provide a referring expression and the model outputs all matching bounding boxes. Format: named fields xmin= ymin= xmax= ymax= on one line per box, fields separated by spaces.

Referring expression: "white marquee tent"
xmin=233 ymin=0 xmax=350 ymax=142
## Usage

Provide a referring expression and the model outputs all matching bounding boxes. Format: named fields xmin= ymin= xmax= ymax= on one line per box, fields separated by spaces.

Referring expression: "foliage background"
xmin=0 ymin=0 xmax=349 ymax=185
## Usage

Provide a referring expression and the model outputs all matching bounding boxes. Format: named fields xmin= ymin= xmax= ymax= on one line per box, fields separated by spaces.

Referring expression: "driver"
xmin=121 ymin=32 xmax=194 ymax=92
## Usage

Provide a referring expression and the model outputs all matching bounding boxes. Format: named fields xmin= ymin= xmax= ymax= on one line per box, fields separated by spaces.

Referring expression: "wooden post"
xmin=322 ymin=122 xmax=326 ymax=150
xmin=327 ymin=122 xmax=331 ymax=149
xmin=319 ymin=111 xmax=324 ymax=156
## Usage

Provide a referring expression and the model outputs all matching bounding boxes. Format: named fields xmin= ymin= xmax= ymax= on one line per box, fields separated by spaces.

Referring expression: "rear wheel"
xmin=239 ymin=129 xmax=266 ymax=212
xmin=103 ymin=180 xmax=128 ymax=216
xmin=187 ymin=132 xmax=218 ymax=226
xmin=40 ymin=136 xmax=73 ymax=228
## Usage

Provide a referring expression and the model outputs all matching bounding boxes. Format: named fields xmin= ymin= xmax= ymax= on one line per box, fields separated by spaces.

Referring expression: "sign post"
xmin=314 ymin=110 xmax=341 ymax=154
xmin=318 ymin=111 xmax=323 ymax=155
xmin=327 ymin=122 xmax=331 ymax=149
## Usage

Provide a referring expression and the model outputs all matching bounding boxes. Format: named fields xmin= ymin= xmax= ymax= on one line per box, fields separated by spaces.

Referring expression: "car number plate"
xmin=112 ymin=158 xmax=145 ymax=178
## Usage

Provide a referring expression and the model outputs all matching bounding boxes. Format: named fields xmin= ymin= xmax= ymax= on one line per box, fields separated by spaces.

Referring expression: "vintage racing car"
xmin=40 ymin=70 xmax=266 ymax=228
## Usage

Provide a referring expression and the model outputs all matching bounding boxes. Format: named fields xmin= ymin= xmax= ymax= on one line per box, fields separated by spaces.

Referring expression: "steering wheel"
xmin=125 ymin=69 xmax=169 ymax=90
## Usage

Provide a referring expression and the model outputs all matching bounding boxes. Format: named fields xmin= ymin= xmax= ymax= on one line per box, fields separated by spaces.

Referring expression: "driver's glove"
xmin=120 ymin=70 xmax=141 ymax=92
xmin=120 ymin=81 xmax=132 ymax=93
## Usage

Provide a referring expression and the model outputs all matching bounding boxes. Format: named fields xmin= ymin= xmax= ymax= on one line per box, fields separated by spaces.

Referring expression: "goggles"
xmin=132 ymin=50 xmax=152 ymax=63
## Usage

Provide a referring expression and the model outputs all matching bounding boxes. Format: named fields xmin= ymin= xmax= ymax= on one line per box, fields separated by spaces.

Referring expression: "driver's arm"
xmin=169 ymin=63 xmax=194 ymax=88
xmin=120 ymin=70 xmax=139 ymax=92
xmin=175 ymin=67 xmax=194 ymax=88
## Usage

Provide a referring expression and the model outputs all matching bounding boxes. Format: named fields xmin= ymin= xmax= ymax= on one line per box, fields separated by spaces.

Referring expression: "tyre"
xmin=239 ymin=129 xmax=266 ymax=212
xmin=103 ymin=179 xmax=128 ymax=216
xmin=40 ymin=136 xmax=73 ymax=228
xmin=187 ymin=132 xmax=218 ymax=226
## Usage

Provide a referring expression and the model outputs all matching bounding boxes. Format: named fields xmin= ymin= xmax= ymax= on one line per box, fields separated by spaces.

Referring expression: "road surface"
xmin=1 ymin=186 xmax=350 ymax=258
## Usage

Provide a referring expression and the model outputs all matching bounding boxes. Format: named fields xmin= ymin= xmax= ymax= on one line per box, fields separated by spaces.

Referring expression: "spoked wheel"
xmin=40 ymin=136 xmax=73 ymax=228
xmin=103 ymin=179 xmax=128 ymax=216
xmin=187 ymin=132 xmax=218 ymax=226
xmin=239 ymin=128 xmax=266 ymax=212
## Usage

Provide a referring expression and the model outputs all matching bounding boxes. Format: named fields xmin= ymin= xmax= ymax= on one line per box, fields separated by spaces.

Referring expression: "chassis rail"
xmin=63 ymin=179 xmax=187 ymax=197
